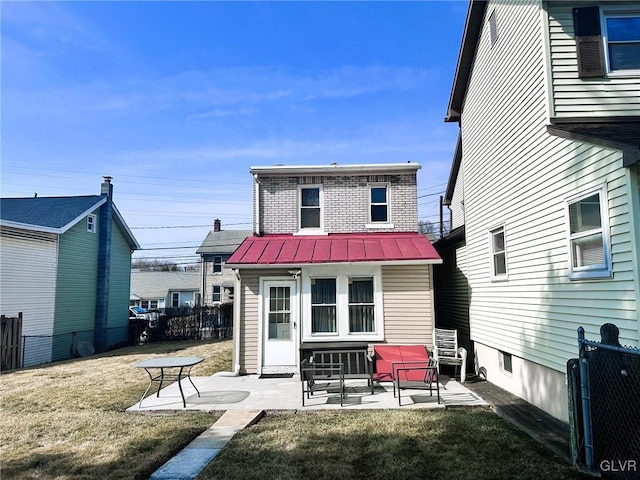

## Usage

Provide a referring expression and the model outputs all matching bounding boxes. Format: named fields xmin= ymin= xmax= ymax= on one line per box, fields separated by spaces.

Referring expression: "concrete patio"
xmin=127 ymin=372 xmax=488 ymax=412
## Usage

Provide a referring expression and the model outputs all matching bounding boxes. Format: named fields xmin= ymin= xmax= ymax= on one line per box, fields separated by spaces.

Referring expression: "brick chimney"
xmin=214 ymin=218 xmax=221 ymax=232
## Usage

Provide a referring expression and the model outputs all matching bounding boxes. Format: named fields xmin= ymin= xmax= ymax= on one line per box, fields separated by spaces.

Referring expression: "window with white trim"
xmin=213 ymin=256 xmax=222 ymax=274
xmin=303 ymin=265 xmax=383 ymax=341
xmin=348 ymin=277 xmax=375 ymax=333
xmin=490 ymin=226 xmax=508 ymax=280
xmin=369 ymin=184 xmax=389 ymax=223
xmin=299 ymin=186 xmax=322 ymax=230
xmin=212 ymin=285 xmax=221 ymax=302
xmin=87 ymin=214 xmax=96 ymax=233
xmin=602 ymin=10 xmax=640 ymax=73
xmin=311 ymin=278 xmax=336 ymax=333
xmin=566 ymin=187 xmax=611 ymax=279
xmin=171 ymin=292 xmax=180 ymax=308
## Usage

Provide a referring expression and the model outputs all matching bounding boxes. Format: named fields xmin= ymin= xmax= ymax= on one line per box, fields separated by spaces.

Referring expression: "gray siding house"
xmin=196 ymin=219 xmax=251 ymax=307
xmin=226 ymin=163 xmax=442 ymax=375
xmin=130 ymin=270 xmax=201 ymax=310
xmin=436 ymin=0 xmax=640 ymax=421
xmin=0 ymin=178 xmax=139 ymax=366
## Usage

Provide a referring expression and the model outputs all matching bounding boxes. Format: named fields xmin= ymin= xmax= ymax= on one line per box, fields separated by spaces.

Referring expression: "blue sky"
xmin=1 ymin=1 xmax=467 ymax=266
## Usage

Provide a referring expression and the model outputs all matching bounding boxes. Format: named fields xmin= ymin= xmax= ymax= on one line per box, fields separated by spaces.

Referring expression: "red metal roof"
xmin=227 ymin=233 xmax=441 ymax=266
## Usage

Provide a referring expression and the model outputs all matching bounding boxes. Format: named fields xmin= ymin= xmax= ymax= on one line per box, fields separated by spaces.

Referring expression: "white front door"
xmin=262 ymin=280 xmax=298 ymax=373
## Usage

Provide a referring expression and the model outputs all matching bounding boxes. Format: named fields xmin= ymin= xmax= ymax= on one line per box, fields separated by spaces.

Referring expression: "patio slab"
xmin=127 ymin=373 xmax=488 ymax=412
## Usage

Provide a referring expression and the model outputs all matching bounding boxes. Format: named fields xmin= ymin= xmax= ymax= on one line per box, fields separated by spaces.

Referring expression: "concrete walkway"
xmin=149 ymin=410 xmax=263 ymax=480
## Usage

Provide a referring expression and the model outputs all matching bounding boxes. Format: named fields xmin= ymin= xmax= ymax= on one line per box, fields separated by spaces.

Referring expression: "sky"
xmin=1 ymin=1 xmax=467 ymax=267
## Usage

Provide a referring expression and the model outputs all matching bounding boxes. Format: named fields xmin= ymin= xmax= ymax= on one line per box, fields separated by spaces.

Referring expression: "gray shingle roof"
xmin=0 ymin=195 xmax=105 ymax=230
xmin=130 ymin=271 xmax=201 ymax=298
xmin=197 ymin=230 xmax=252 ymax=255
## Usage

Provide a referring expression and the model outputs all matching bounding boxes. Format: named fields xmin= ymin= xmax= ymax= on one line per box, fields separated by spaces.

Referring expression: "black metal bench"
xmin=310 ymin=348 xmax=374 ymax=394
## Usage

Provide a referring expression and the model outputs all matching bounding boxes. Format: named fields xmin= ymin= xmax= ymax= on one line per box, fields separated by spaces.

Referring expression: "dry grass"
xmin=199 ymin=410 xmax=590 ymax=480
xmin=0 ymin=339 xmax=232 ymax=480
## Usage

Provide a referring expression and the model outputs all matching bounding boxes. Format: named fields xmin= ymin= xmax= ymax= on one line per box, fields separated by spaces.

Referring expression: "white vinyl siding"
xmin=0 ymin=228 xmax=58 ymax=366
xmin=547 ymin=3 xmax=640 ymax=117
xmin=460 ymin=0 xmax=638 ymax=375
xmin=381 ymin=265 xmax=434 ymax=347
xmin=450 ymin=163 xmax=465 ymax=230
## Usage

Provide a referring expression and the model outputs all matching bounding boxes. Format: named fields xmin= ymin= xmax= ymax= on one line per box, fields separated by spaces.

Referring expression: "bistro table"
xmin=135 ymin=356 xmax=204 ymax=408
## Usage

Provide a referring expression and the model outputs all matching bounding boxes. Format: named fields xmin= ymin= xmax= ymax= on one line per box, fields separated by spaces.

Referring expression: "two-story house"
xmin=226 ymin=163 xmax=442 ymax=375
xmin=436 ymin=0 xmax=639 ymax=421
xmin=0 ymin=178 xmax=139 ymax=366
xmin=197 ymin=219 xmax=252 ymax=306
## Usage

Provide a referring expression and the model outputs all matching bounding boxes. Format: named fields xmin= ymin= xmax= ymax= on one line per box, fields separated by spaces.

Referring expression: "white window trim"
xmin=565 ymin=185 xmax=612 ymax=280
xmin=296 ymin=184 xmax=324 ymax=234
xmin=171 ymin=292 xmax=180 ymax=307
xmin=212 ymin=285 xmax=222 ymax=302
xmin=301 ymin=264 xmax=383 ymax=342
xmin=489 ymin=224 xmax=509 ymax=282
xmin=367 ymin=183 xmax=393 ymax=226
xmin=600 ymin=7 xmax=640 ymax=77
xmin=87 ymin=214 xmax=97 ymax=233
xmin=213 ymin=256 xmax=223 ymax=274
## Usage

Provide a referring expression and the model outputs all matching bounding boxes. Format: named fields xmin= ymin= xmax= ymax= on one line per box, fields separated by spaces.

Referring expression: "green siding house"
xmin=0 ymin=178 xmax=140 ymax=366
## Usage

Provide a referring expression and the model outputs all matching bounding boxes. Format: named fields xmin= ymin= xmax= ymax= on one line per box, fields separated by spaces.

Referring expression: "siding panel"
xmin=381 ymin=265 xmax=433 ymax=346
xmin=547 ymin=3 xmax=640 ymax=117
xmin=0 ymin=228 xmax=57 ymax=366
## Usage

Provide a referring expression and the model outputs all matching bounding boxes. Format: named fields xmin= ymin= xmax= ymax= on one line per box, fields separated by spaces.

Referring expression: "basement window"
xmin=501 ymin=351 xmax=513 ymax=373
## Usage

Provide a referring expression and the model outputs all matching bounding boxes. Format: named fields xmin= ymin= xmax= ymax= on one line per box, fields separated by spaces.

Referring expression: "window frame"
xmin=489 ymin=225 xmax=509 ymax=281
xmin=171 ymin=292 xmax=180 ymax=308
xmin=212 ymin=285 xmax=221 ymax=303
xmin=310 ymin=277 xmax=338 ymax=335
xmin=565 ymin=186 xmax=612 ymax=280
xmin=87 ymin=214 xmax=96 ymax=233
xmin=348 ymin=277 xmax=375 ymax=334
xmin=601 ymin=7 xmax=640 ymax=76
xmin=302 ymin=265 xmax=383 ymax=342
xmin=367 ymin=183 xmax=391 ymax=226
xmin=213 ymin=256 xmax=222 ymax=274
xmin=297 ymin=184 xmax=324 ymax=233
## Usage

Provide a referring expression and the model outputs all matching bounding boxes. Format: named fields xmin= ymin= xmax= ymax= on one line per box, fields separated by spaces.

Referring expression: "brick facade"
xmin=256 ymin=172 xmax=418 ymax=234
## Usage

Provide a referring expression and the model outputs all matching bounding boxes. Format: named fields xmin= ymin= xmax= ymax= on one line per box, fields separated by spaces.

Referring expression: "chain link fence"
xmin=569 ymin=324 xmax=640 ymax=479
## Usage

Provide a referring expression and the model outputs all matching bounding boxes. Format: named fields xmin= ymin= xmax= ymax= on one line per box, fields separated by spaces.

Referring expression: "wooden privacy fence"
xmin=1 ymin=313 xmax=23 ymax=371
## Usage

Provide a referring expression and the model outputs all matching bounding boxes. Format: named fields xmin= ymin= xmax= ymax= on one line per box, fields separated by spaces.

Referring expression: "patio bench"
xmin=309 ymin=348 xmax=375 ymax=394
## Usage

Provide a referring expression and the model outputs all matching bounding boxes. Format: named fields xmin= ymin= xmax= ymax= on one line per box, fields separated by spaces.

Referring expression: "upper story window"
xmin=565 ymin=187 xmax=612 ymax=280
xmin=490 ymin=225 xmax=508 ymax=281
xmin=87 ymin=214 xmax=96 ymax=233
xmin=369 ymin=185 xmax=389 ymax=223
xmin=574 ymin=6 xmax=640 ymax=77
xmin=603 ymin=11 xmax=640 ymax=73
xmin=213 ymin=256 xmax=222 ymax=274
xmin=299 ymin=185 xmax=322 ymax=231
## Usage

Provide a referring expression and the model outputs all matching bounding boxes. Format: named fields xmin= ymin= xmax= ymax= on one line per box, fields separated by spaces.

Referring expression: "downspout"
xmin=253 ymin=174 xmax=260 ymax=236
xmin=214 ymin=268 xmax=242 ymax=377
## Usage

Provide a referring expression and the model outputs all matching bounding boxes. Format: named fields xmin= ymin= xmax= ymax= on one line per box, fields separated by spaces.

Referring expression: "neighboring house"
xmin=130 ymin=270 xmax=201 ymax=310
xmin=226 ymin=163 xmax=442 ymax=375
xmin=196 ymin=219 xmax=251 ymax=306
xmin=435 ymin=0 xmax=640 ymax=421
xmin=0 ymin=178 xmax=140 ymax=366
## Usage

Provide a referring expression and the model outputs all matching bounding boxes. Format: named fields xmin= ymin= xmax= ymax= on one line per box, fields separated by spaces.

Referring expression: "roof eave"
xmin=227 ymin=259 xmax=443 ymax=269
xmin=249 ymin=163 xmax=421 ymax=176
xmin=0 ymin=220 xmax=62 ymax=234
xmin=445 ymin=0 xmax=488 ymax=123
